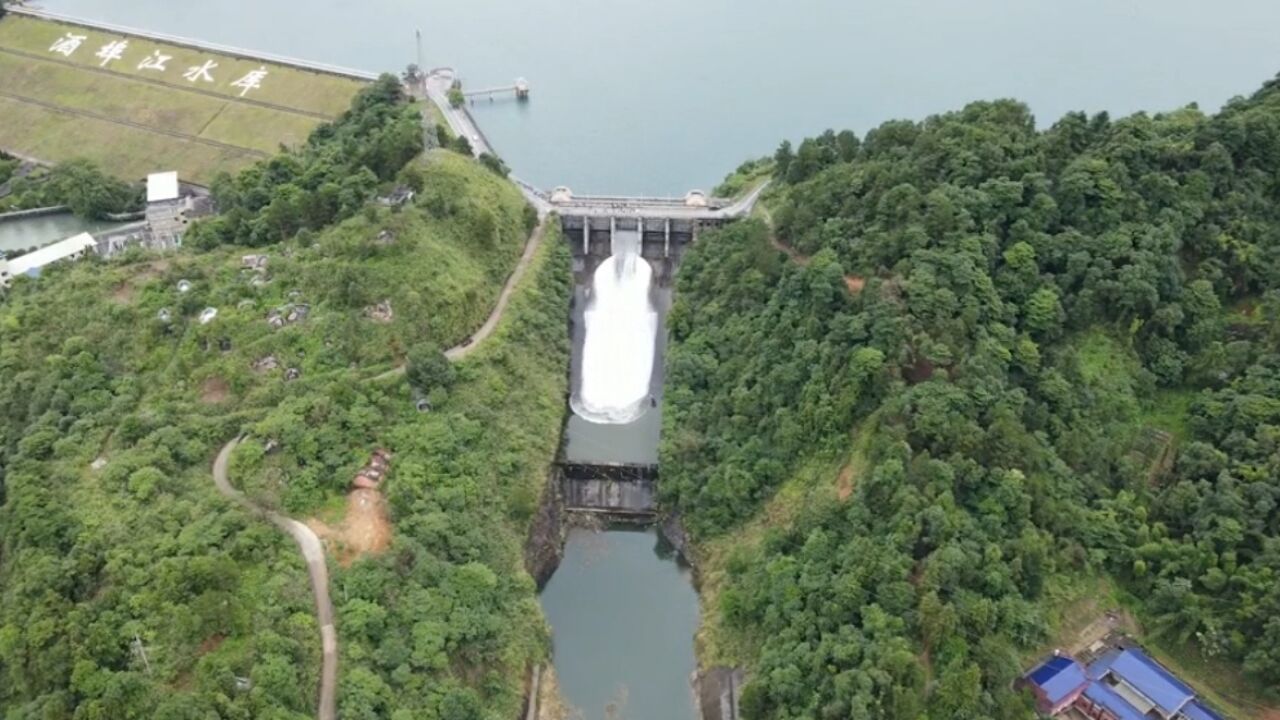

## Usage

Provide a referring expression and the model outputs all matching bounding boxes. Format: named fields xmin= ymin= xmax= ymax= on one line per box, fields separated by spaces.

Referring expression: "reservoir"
xmin=42 ymin=0 xmax=1280 ymax=195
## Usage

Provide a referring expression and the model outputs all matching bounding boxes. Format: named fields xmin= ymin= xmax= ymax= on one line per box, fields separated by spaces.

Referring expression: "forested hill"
xmin=0 ymin=76 xmax=570 ymax=719
xmin=663 ymin=75 xmax=1280 ymax=717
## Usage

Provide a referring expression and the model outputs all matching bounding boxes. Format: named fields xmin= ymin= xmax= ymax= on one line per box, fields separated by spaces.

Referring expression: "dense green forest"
xmin=0 ymin=74 xmax=567 ymax=719
xmin=664 ymin=75 xmax=1280 ymax=717
xmin=0 ymin=158 xmax=142 ymax=219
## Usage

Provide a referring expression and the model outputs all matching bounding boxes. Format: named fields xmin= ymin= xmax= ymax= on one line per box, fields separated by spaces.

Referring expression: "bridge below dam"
xmin=560 ymin=462 xmax=659 ymax=518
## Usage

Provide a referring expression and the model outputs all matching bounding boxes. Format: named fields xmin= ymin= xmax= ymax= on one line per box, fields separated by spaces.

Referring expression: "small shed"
xmin=1021 ymin=655 xmax=1087 ymax=716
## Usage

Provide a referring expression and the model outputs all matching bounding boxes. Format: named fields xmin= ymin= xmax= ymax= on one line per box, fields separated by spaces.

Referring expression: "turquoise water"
xmin=539 ymin=528 xmax=700 ymax=720
xmin=44 ymin=0 xmax=1280 ymax=194
xmin=0 ymin=213 xmax=116 ymax=253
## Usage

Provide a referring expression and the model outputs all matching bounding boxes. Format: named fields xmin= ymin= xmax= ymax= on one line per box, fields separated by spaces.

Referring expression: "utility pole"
xmin=415 ymin=29 xmax=425 ymax=94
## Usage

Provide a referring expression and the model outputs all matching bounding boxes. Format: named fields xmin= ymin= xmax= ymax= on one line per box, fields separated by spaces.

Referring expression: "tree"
xmin=406 ymin=343 xmax=455 ymax=393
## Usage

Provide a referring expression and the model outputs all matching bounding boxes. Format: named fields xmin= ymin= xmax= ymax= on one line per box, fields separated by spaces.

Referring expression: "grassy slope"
xmin=0 ymin=15 xmax=363 ymax=183
xmin=0 ymin=152 xmax=550 ymax=715
xmin=0 ymin=16 xmax=362 ymax=114
xmin=228 ymin=221 xmax=571 ymax=717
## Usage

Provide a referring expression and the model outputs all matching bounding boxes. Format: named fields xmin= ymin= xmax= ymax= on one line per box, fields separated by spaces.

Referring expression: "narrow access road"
xmin=372 ymin=215 xmax=547 ymax=382
xmin=213 ymin=439 xmax=338 ymax=720
xmin=212 ymin=214 xmax=547 ymax=716
xmin=446 ymin=217 xmax=547 ymax=361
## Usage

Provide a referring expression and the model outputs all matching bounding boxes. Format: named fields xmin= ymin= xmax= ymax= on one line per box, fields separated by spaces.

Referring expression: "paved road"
xmin=213 ymin=439 xmax=338 ymax=720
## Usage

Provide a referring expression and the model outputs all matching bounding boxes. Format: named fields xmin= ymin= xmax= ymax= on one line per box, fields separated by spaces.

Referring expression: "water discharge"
xmin=571 ymin=227 xmax=657 ymax=424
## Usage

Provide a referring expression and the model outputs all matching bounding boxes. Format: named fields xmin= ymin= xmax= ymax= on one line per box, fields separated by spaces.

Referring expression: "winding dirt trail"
xmin=214 ymin=438 xmax=337 ymax=720
xmin=373 ymin=216 xmax=547 ymax=381
xmin=209 ymin=216 xmax=547 ymax=718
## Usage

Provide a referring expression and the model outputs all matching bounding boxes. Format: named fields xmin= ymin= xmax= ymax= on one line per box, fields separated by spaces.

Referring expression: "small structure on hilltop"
xmin=364 ymin=299 xmax=394 ymax=323
xmin=241 ymin=254 xmax=269 ymax=271
xmin=251 ymin=355 xmax=280 ymax=373
xmin=376 ymin=186 xmax=415 ymax=208
xmin=1019 ymin=643 xmax=1225 ymax=720
xmin=0 ymin=232 xmax=99 ymax=288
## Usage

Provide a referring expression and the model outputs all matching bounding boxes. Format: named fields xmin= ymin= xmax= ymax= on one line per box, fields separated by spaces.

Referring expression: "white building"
xmin=146 ymin=171 xmax=188 ymax=250
xmin=0 ymin=232 xmax=99 ymax=288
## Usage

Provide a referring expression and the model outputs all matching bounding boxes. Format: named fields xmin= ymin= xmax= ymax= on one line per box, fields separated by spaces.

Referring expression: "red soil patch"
xmin=198 ymin=377 xmax=230 ymax=404
xmin=308 ymin=488 xmax=392 ymax=567
xmin=904 ymin=357 xmax=936 ymax=384
xmin=844 ymin=275 xmax=865 ymax=294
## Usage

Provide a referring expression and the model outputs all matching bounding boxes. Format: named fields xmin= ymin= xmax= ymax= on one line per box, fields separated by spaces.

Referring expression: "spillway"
xmin=570 ymin=227 xmax=658 ymax=425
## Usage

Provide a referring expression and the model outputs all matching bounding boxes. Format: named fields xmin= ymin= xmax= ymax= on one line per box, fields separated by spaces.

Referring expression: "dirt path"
xmin=209 ymin=216 xmax=547 ymax=718
xmin=759 ymin=207 xmax=864 ymax=292
xmin=446 ymin=217 xmax=547 ymax=361
xmin=213 ymin=439 xmax=337 ymax=720
xmin=373 ymin=216 xmax=547 ymax=381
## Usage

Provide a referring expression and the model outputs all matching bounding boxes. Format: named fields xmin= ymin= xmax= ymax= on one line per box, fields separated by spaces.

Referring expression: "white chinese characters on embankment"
xmin=46 ymin=29 xmax=269 ymax=95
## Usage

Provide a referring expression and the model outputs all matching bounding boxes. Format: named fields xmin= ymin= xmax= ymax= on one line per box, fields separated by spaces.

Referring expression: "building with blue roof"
xmin=1022 ymin=655 xmax=1088 ymax=715
xmin=1021 ymin=645 xmax=1228 ymax=720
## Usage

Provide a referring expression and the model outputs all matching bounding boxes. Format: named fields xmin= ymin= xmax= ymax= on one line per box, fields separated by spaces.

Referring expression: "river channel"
xmin=540 ymin=528 xmax=700 ymax=720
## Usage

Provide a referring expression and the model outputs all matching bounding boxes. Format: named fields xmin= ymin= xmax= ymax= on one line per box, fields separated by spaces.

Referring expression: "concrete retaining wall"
xmin=0 ymin=205 xmax=70 ymax=222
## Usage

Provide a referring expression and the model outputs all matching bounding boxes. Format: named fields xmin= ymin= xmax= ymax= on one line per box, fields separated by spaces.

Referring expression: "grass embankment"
xmin=0 ymin=148 xmax=562 ymax=716
xmin=0 ymin=14 xmax=365 ymax=183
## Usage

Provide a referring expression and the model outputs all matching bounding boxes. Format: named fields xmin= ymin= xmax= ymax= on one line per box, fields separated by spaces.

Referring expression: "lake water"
xmin=539 ymin=528 xmax=700 ymax=720
xmin=43 ymin=0 xmax=1280 ymax=195
xmin=0 ymin=213 xmax=116 ymax=253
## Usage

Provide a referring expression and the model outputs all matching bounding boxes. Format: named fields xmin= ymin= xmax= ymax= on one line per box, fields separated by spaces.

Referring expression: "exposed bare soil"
xmin=198 ymin=376 xmax=230 ymax=404
xmin=308 ymin=488 xmax=392 ymax=566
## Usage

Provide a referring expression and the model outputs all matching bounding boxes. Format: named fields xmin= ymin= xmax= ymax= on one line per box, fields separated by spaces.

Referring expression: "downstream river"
xmin=38 ymin=1 xmax=1280 ymax=717
xmin=539 ymin=528 xmax=700 ymax=720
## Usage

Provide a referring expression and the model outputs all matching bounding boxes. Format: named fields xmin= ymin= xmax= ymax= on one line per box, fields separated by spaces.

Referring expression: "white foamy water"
xmin=572 ymin=228 xmax=657 ymax=424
